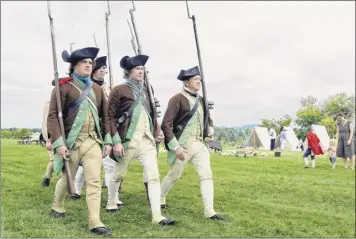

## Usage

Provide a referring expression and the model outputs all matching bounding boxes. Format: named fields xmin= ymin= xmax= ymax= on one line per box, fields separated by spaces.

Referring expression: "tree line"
xmin=2 ymin=92 xmax=354 ymax=144
xmin=1 ymin=128 xmax=41 ymax=139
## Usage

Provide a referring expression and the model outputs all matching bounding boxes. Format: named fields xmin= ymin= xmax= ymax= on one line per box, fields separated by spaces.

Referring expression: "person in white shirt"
xmin=269 ymin=128 xmax=277 ymax=150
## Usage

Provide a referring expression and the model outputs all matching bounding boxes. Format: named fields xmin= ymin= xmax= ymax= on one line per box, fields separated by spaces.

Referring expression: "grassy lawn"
xmin=1 ymin=139 xmax=355 ymax=237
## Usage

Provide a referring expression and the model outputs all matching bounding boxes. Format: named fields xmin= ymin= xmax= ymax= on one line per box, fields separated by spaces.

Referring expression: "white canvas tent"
xmin=30 ymin=132 xmax=41 ymax=141
xmin=275 ymin=126 xmax=300 ymax=151
xmin=242 ymin=127 xmax=271 ymax=150
xmin=303 ymin=125 xmax=330 ymax=151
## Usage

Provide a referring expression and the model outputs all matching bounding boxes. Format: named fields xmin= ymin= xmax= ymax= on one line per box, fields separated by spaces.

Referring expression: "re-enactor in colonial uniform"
xmin=47 ymin=47 xmax=113 ymax=235
xmin=106 ymin=54 xmax=176 ymax=226
xmin=73 ymin=55 xmax=124 ymax=205
xmin=40 ymin=99 xmax=55 ymax=187
xmin=160 ymin=66 xmax=226 ymax=221
xmin=40 ymin=80 xmax=61 ymax=187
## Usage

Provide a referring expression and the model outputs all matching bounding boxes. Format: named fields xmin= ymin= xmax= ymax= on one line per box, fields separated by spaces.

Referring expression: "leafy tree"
xmin=318 ymin=116 xmax=337 ymax=138
xmin=20 ymin=128 xmax=31 ymax=138
xmin=1 ymin=130 xmax=11 ymax=139
xmin=320 ymin=93 xmax=355 ymax=120
xmin=296 ymin=105 xmax=323 ymax=130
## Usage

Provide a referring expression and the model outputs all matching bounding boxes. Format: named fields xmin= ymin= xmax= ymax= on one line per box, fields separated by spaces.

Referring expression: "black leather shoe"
xmin=161 ymin=204 xmax=168 ymax=209
xmin=90 ymin=227 xmax=112 ymax=235
xmin=41 ymin=178 xmax=50 ymax=187
xmin=209 ymin=214 xmax=227 ymax=220
xmin=159 ymin=218 xmax=176 ymax=226
xmin=69 ymin=194 xmax=81 ymax=200
xmin=106 ymin=209 xmax=120 ymax=214
xmin=51 ymin=209 xmax=65 ymax=218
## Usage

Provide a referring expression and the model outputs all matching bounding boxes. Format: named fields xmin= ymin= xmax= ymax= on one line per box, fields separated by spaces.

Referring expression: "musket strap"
xmin=68 ymin=81 xmax=98 ymax=113
xmin=117 ymin=94 xmax=142 ymax=124
xmin=173 ymin=94 xmax=200 ymax=135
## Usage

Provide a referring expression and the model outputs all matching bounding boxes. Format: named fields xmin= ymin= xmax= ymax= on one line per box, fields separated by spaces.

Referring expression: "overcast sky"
xmin=1 ymin=1 xmax=355 ymax=128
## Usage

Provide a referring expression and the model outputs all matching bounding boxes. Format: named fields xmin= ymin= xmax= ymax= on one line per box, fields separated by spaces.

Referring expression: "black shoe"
xmin=106 ymin=208 xmax=120 ymax=214
xmin=159 ymin=218 xmax=176 ymax=226
xmin=51 ymin=209 xmax=65 ymax=218
xmin=90 ymin=227 xmax=112 ymax=235
xmin=304 ymin=165 xmax=309 ymax=168
xmin=41 ymin=178 xmax=51 ymax=187
xmin=69 ymin=194 xmax=81 ymax=200
xmin=161 ymin=204 xmax=168 ymax=209
xmin=209 ymin=214 xmax=227 ymax=221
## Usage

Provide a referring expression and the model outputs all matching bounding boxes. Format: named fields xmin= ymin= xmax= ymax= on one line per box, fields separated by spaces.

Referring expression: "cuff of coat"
xmin=112 ymin=132 xmax=122 ymax=145
xmin=104 ymin=133 xmax=112 ymax=145
xmin=167 ymin=137 xmax=179 ymax=151
xmin=52 ymin=136 xmax=65 ymax=150
xmin=53 ymin=153 xmax=64 ymax=175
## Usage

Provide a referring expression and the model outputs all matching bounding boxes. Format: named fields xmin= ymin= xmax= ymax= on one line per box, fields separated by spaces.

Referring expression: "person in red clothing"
xmin=303 ymin=125 xmax=324 ymax=168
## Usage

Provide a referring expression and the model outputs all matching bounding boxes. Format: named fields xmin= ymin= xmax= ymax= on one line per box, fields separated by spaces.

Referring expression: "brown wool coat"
xmin=47 ymin=78 xmax=110 ymax=144
xmin=107 ymin=84 xmax=156 ymax=142
xmin=161 ymin=93 xmax=213 ymax=148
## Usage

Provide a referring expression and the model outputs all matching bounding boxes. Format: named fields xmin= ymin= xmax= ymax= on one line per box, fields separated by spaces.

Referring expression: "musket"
xmin=70 ymin=23 xmax=75 ymax=53
xmin=129 ymin=1 xmax=161 ymax=138
xmin=186 ymin=0 xmax=214 ymax=139
xmin=93 ymin=33 xmax=98 ymax=47
xmin=69 ymin=42 xmax=75 ymax=53
xmin=47 ymin=0 xmax=76 ymax=196
xmin=127 ymin=19 xmax=138 ymax=56
xmin=105 ymin=1 xmax=113 ymax=90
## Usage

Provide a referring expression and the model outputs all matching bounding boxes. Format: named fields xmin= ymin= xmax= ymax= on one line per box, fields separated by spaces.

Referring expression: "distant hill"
xmin=235 ymin=124 xmax=259 ymax=129
xmin=215 ymin=124 xmax=258 ymax=129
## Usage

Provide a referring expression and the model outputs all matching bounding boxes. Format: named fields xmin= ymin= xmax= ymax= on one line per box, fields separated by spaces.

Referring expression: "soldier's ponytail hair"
xmin=123 ymin=69 xmax=130 ymax=79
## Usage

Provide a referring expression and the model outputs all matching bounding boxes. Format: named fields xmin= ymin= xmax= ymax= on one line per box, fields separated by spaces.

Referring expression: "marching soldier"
xmin=40 ymin=80 xmax=60 ymax=186
xmin=47 ymin=47 xmax=113 ymax=235
xmin=160 ymin=66 xmax=226 ymax=221
xmin=73 ymin=55 xmax=124 ymax=205
xmin=106 ymin=54 xmax=176 ymax=226
xmin=40 ymin=91 xmax=54 ymax=186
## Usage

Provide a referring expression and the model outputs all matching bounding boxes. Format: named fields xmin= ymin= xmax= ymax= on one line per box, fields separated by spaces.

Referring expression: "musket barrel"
xmin=93 ymin=34 xmax=98 ymax=47
xmin=186 ymin=1 xmax=211 ymax=138
xmin=105 ymin=1 xmax=113 ymax=90
xmin=127 ymin=19 xmax=138 ymax=55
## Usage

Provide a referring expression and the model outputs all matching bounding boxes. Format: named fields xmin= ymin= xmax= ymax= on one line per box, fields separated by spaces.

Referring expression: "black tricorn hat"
xmin=93 ymin=56 xmax=107 ymax=73
xmin=61 ymin=47 xmax=99 ymax=65
xmin=120 ymin=55 xmax=149 ymax=71
xmin=177 ymin=66 xmax=200 ymax=81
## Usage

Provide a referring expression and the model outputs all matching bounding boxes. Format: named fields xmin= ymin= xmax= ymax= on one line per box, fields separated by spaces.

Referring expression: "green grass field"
xmin=1 ymin=139 xmax=355 ymax=238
